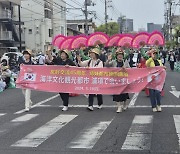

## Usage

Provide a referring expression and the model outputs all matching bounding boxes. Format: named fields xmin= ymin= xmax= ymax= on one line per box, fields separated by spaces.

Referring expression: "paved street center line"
xmin=0 ymin=113 xmax=6 ymax=118
xmin=173 ymin=115 xmax=180 ymax=149
xmin=14 ymin=94 xmax=59 ymax=114
xmin=11 ymin=114 xmax=77 ymax=148
xmin=129 ymin=93 xmax=139 ymax=106
xmin=37 ymin=104 xmax=180 ymax=108
xmin=121 ymin=115 xmax=153 ymax=150
xmin=68 ymin=119 xmax=113 ymax=149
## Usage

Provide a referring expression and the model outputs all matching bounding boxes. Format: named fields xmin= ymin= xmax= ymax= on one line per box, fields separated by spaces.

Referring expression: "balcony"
xmin=0 ymin=31 xmax=13 ymax=40
xmin=0 ymin=0 xmax=21 ymax=5
xmin=0 ymin=11 xmax=11 ymax=19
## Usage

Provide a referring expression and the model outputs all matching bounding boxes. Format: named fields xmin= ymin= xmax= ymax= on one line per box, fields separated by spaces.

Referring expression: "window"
xmin=49 ymin=29 xmax=53 ymax=37
xmin=45 ymin=9 xmax=52 ymax=19
xmin=29 ymin=29 xmax=32 ymax=34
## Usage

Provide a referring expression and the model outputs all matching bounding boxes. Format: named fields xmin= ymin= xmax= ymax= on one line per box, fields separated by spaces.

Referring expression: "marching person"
xmin=20 ymin=50 xmax=34 ymax=112
xmin=37 ymin=52 xmax=46 ymax=65
xmin=168 ymin=50 xmax=176 ymax=71
xmin=146 ymin=48 xmax=165 ymax=112
xmin=52 ymin=50 xmax=76 ymax=111
xmin=159 ymin=47 xmax=167 ymax=66
xmin=105 ymin=49 xmax=130 ymax=113
xmin=126 ymin=48 xmax=141 ymax=68
xmin=77 ymin=48 xmax=104 ymax=111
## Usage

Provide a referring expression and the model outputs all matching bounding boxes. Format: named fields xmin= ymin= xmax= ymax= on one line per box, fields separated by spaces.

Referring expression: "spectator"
xmin=168 ymin=50 xmax=176 ymax=71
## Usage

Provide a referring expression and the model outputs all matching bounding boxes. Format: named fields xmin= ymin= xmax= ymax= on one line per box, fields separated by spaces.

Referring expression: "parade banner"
xmin=16 ymin=65 xmax=166 ymax=94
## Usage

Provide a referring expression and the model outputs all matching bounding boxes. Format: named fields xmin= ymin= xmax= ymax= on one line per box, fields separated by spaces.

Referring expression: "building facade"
xmin=20 ymin=0 xmax=66 ymax=53
xmin=117 ymin=17 xmax=134 ymax=33
xmin=67 ymin=19 xmax=95 ymax=35
xmin=147 ymin=23 xmax=162 ymax=33
xmin=0 ymin=0 xmax=25 ymax=50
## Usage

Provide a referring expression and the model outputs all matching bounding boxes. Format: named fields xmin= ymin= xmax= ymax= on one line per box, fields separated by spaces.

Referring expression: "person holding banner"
xmin=105 ymin=49 xmax=130 ymax=113
xmin=52 ymin=50 xmax=76 ymax=111
xmin=77 ymin=48 xmax=104 ymax=111
xmin=20 ymin=50 xmax=34 ymax=112
xmin=146 ymin=48 xmax=164 ymax=112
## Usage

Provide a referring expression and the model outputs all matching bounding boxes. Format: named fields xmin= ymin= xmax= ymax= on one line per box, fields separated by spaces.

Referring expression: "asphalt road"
xmin=0 ymin=66 xmax=179 ymax=154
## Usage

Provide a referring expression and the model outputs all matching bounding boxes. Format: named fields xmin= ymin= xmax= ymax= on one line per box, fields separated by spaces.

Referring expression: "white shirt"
xmin=79 ymin=59 xmax=103 ymax=68
xmin=38 ymin=55 xmax=45 ymax=65
xmin=170 ymin=55 xmax=174 ymax=62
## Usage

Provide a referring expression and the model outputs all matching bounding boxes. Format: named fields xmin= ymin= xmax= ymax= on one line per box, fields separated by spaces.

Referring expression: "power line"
xmin=69 ymin=0 xmax=84 ymax=7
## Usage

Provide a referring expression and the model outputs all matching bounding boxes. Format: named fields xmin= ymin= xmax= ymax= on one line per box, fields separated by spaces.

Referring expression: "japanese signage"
xmin=16 ymin=65 xmax=166 ymax=94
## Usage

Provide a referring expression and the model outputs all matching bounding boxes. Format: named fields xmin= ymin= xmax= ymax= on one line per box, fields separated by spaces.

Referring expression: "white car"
xmin=1 ymin=52 xmax=23 ymax=66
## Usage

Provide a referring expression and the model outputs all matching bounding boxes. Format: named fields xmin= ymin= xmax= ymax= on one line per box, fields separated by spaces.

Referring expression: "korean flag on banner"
xmin=24 ymin=73 xmax=37 ymax=81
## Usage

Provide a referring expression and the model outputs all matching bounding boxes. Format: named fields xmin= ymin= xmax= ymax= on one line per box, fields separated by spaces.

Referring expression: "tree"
xmin=174 ymin=25 xmax=180 ymax=46
xmin=95 ymin=22 xmax=119 ymax=36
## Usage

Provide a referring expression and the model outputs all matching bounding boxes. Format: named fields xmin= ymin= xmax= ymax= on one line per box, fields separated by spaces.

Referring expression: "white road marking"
xmin=0 ymin=114 xmax=38 ymax=136
xmin=14 ymin=94 xmax=59 ymax=114
xmin=170 ymin=86 xmax=180 ymax=98
xmin=0 ymin=113 xmax=6 ymax=117
xmin=129 ymin=93 xmax=139 ymax=106
xmin=173 ymin=115 xmax=180 ymax=148
xmin=12 ymin=114 xmax=77 ymax=148
xmin=121 ymin=115 xmax=153 ymax=150
xmin=11 ymin=114 xmax=38 ymax=122
xmin=37 ymin=104 xmax=180 ymax=108
xmin=68 ymin=120 xmax=113 ymax=149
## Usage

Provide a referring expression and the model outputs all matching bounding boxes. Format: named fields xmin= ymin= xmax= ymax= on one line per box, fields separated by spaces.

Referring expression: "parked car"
xmin=1 ymin=52 xmax=23 ymax=66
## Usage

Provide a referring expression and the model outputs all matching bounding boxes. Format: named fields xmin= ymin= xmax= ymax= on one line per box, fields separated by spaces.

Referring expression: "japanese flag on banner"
xmin=24 ymin=73 xmax=36 ymax=81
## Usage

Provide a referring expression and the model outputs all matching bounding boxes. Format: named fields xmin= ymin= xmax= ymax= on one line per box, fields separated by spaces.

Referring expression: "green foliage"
xmin=95 ymin=22 xmax=119 ymax=36
xmin=166 ymin=40 xmax=177 ymax=49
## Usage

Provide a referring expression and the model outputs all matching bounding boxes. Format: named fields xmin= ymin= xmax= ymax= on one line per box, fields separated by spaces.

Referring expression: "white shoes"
xmin=152 ymin=108 xmax=157 ymax=112
xmin=87 ymin=106 xmax=94 ymax=111
xmin=25 ymin=101 xmax=33 ymax=112
xmin=62 ymin=106 xmax=68 ymax=111
xmin=156 ymin=105 xmax=162 ymax=112
xmin=122 ymin=101 xmax=128 ymax=111
xmin=25 ymin=108 xmax=30 ymax=112
xmin=97 ymin=105 xmax=103 ymax=109
xmin=116 ymin=102 xmax=122 ymax=113
xmin=152 ymin=106 xmax=162 ymax=112
xmin=116 ymin=106 xmax=123 ymax=113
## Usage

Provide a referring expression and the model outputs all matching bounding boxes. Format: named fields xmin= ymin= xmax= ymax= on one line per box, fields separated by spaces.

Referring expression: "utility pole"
xmin=105 ymin=0 xmax=108 ymax=34
xmin=18 ymin=5 xmax=22 ymax=52
xmin=85 ymin=0 xmax=88 ymax=35
xmin=50 ymin=0 xmax=54 ymax=37
xmin=169 ymin=0 xmax=173 ymax=41
xmin=164 ymin=1 xmax=169 ymax=41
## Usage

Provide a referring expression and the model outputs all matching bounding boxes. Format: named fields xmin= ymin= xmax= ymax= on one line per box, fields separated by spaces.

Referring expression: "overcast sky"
xmin=65 ymin=0 xmax=180 ymax=31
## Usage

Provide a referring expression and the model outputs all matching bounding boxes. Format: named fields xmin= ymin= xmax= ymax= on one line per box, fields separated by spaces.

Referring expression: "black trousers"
xmin=3 ymin=77 xmax=10 ymax=88
xmin=88 ymin=94 xmax=103 ymax=106
xmin=170 ymin=61 xmax=175 ymax=70
xmin=59 ymin=93 xmax=69 ymax=106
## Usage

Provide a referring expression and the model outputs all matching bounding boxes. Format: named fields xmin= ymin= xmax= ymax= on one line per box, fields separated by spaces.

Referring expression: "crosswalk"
xmin=0 ymin=112 xmax=180 ymax=152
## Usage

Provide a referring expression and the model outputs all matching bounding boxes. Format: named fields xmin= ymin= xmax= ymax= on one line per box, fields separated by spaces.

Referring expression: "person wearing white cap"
xmin=21 ymin=50 xmax=34 ymax=112
xmin=77 ymin=48 xmax=104 ymax=111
